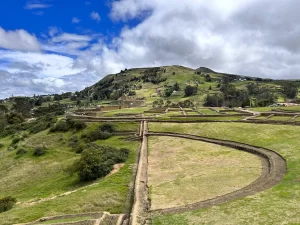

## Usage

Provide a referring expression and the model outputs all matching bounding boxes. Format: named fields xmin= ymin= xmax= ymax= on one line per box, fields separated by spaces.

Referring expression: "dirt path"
xmin=147 ymin=132 xmax=286 ymax=215
xmin=130 ymin=121 xmax=149 ymax=225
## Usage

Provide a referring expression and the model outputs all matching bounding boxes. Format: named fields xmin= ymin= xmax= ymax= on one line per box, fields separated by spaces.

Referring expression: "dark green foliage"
xmin=0 ymin=196 xmax=16 ymax=213
xmin=33 ymin=103 xmax=66 ymax=117
xmin=204 ymin=93 xmax=225 ymax=107
xmin=72 ymin=144 xmax=130 ymax=181
xmin=6 ymin=112 xmax=24 ymax=125
xmin=16 ymin=148 xmax=28 ymax=155
xmin=282 ymin=82 xmax=298 ymax=99
xmin=12 ymin=97 xmax=33 ymax=117
xmin=69 ymin=136 xmax=84 ymax=153
xmin=0 ymin=105 xmax=8 ymax=113
xmin=205 ymin=74 xmax=212 ymax=82
xmin=50 ymin=118 xmax=86 ymax=132
xmin=178 ymin=99 xmax=194 ymax=108
xmin=164 ymin=87 xmax=173 ymax=97
xmin=82 ymin=130 xmax=112 ymax=142
xmin=33 ymin=146 xmax=46 ymax=156
xmin=99 ymin=123 xmax=116 ymax=133
xmin=0 ymin=143 xmax=4 ymax=148
xmin=246 ymin=83 xmax=260 ymax=95
xmin=173 ymin=82 xmax=180 ymax=91
xmin=29 ymin=113 xmax=56 ymax=134
xmin=184 ymin=85 xmax=198 ymax=97
xmin=50 ymin=120 xmax=69 ymax=132
xmin=11 ymin=137 xmax=21 ymax=145
xmin=256 ymin=89 xmax=277 ymax=107
xmin=152 ymin=99 xmax=164 ymax=108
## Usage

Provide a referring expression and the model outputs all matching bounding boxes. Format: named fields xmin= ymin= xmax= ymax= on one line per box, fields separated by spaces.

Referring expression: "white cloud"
xmin=25 ymin=3 xmax=52 ymax=9
xmin=72 ymin=17 xmax=80 ymax=23
xmin=0 ymin=27 xmax=40 ymax=51
xmin=52 ymin=33 xmax=92 ymax=42
xmin=48 ymin=27 xmax=60 ymax=37
xmin=0 ymin=50 xmax=84 ymax=77
xmin=90 ymin=11 xmax=101 ymax=22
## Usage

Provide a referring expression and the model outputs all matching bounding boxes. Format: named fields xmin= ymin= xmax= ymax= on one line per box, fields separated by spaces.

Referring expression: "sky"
xmin=0 ymin=0 xmax=300 ymax=98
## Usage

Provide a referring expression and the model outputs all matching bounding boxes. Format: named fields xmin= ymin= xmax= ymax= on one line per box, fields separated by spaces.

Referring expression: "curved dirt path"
xmin=147 ymin=132 xmax=286 ymax=216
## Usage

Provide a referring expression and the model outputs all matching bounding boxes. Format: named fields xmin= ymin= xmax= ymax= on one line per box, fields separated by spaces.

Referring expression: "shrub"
xmin=0 ymin=143 xmax=4 ymax=148
xmin=72 ymin=144 xmax=130 ymax=181
xmin=82 ymin=130 xmax=112 ymax=142
xmin=16 ymin=148 xmax=28 ymax=155
xmin=50 ymin=120 xmax=69 ymax=132
xmin=11 ymin=137 xmax=21 ymax=145
xmin=99 ymin=123 xmax=116 ymax=133
xmin=33 ymin=146 xmax=46 ymax=156
xmin=0 ymin=196 xmax=17 ymax=213
xmin=50 ymin=119 xmax=86 ymax=133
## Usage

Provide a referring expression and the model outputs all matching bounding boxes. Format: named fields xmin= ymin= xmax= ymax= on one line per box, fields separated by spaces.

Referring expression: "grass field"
xmin=148 ymin=136 xmax=262 ymax=210
xmin=149 ymin=122 xmax=300 ymax=225
xmin=197 ymin=108 xmax=219 ymax=115
xmin=156 ymin=116 xmax=243 ymax=121
xmin=0 ymin=123 xmax=139 ymax=225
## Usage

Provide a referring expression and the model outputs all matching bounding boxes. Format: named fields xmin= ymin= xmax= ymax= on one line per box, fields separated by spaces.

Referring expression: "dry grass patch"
xmin=148 ymin=136 xmax=262 ymax=210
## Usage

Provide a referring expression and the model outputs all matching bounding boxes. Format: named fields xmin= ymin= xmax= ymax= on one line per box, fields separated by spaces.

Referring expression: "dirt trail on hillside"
xmin=147 ymin=132 xmax=286 ymax=216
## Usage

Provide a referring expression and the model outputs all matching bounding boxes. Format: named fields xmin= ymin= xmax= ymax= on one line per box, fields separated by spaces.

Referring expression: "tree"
xmin=173 ymin=82 xmax=180 ymax=91
xmin=164 ymin=88 xmax=173 ymax=97
xmin=282 ymin=82 xmax=298 ymax=99
xmin=72 ymin=144 xmax=129 ymax=181
xmin=12 ymin=97 xmax=33 ymax=117
xmin=205 ymin=74 xmax=212 ymax=82
xmin=204 ymin=93 xmax=224 ymax=107
xmin=184 ymin=85 xmax=197 ymax=97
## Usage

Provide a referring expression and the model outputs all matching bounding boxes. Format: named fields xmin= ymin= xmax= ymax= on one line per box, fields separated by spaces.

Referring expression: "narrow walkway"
xmin=130 ymin=121 xmax=149 ymax=225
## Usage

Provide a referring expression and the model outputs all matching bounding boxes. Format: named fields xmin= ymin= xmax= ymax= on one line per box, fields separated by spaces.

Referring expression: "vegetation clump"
xmin=16 ymin=148 xmax=28 ymax=155
xmin=0 ymin=196 xmax=16 ymax=213
xmin=82 ymin=123 xmax=115 ymax=142
xmin=50 ymin=118 xmax=86 ymax=132
xmin=71 ymin=144 xmax=130 ymax=181
xmin=33 ymin=146 xmax=46 ymax=156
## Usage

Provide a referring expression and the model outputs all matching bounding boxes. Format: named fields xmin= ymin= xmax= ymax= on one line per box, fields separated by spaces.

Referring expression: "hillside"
xmin=75 ymin=65 xmax=300 ymax=108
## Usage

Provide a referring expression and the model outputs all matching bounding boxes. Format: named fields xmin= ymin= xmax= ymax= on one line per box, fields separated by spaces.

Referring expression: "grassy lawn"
xmin=197 ymin=108 xmax=220 ymax=115
xmin=0 ymin=124 xmax=139 ymax=225
xmin=101 ymin=107 xmax=150 ymax=117
xmin=148 ymin=136 xmax=261 ymax=210
xmin=40 ymin=216 xmax=93 ymax=224
xmin=149 ymin=122 xmax=300 ymax=225
xmin=156 ymin=116 xmax=243 ymax=121
xmin=268 ymin=116 xmax=292 ymax=121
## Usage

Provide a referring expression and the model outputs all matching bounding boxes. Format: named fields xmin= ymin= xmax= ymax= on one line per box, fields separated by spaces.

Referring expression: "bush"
xmin=0 ymin=196 xmax=16 ymax=213
xmin=82 ymin=130 xmax=112 ymax=142
xmin=0 ymin=143 xmax=4 ymax=148
xmin=11 ymin=137 xmax=21 ymax=145
xmin=99 ymin=123 xmax=115 ymax=133
xmin=16 ymin=148 xmax=28 ymax=155
xmin=50 ymin=119 xmax=86 ymax=133
xmin=72 ymin=144 xmax=130 ymax=181
xmin=33 ymin=146 xmax=46 ymax=156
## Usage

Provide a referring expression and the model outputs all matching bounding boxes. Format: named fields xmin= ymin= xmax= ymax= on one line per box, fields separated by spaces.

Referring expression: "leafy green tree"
xmin=173 ymin=82 xmax=180 ymax=91
xmin=72 ymin=144 xmax=130 ymax=181
xmin=184 ymin=85 xmax=198 ymax=97
xmin=12 ymin=97 xmax=33 ymax=117
xmin=282 ymin=82 xmax=298 ymax=99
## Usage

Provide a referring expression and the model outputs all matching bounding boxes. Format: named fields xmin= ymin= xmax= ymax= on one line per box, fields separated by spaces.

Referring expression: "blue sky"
xmin=0 ymin=0 xmax=300 ymax=98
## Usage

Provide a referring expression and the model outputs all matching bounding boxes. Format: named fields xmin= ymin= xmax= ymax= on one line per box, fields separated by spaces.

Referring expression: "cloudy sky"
xmin=0 ymin=0 xmax=299 ymax=98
